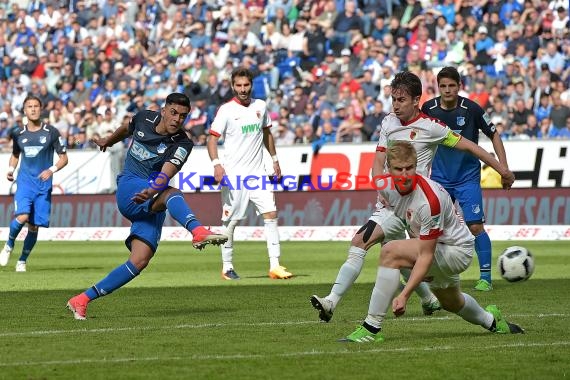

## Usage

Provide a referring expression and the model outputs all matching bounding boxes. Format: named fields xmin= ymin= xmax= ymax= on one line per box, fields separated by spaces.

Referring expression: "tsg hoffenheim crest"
xmin=456 ymin=116 xmax=465 ymax=126
xmin=472 ymin=204 xmax=481 ymax=214
xmin=157 ymin=142 xmax=167 ymax=154
xmin=39 ymin=136 xmax=47 ymax=144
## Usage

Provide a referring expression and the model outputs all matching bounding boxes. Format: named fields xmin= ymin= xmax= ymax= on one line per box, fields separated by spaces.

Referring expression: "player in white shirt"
xmin=311 ymin=71 xmax=515 ymax=322
xmin=207 ymin=67 xmax=293 ymax=281
xmin=340 ymin=141 xmax=523 ymax=342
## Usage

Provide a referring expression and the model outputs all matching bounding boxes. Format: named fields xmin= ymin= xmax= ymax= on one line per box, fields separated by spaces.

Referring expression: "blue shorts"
xmin=445 ymin=181 xmax=485 ymax=225
xmin=116 ymin=175 xmax=166 ymax=253
xmin=14 ymin=187 xmax=52 ymax=227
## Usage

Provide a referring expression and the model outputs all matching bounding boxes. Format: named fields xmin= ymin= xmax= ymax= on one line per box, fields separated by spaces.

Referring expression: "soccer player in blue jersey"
xmin=421 ymin=66 xmax=510 ymax=292
xmin=66 ymin=93 xmax=228 ymax=320
xmin=0 ymin=95 xmax=68 ymax=272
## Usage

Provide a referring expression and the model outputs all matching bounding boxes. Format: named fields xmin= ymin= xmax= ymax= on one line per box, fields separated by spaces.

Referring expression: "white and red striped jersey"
xmin=379 ymin=174 xmax=474 ymax=246
xmin=376 ymin=112 xmax=461 ymax=176
xmin=209 ymin=98 xmax=272 ymax=176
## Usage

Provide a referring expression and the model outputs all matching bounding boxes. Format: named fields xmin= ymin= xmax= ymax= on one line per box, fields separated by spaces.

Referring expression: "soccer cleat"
xmin=0 ymin=244 xmax=13 ymax=266
xmin=221 ymin=268 xmax=240 ymax=280
xmin=474 ymin=279 xmax=493 ymax=292
xmin=15 ymin=261 xmax=26 ymax=272
xmin=421 ymin=296 xmax=442 ymax=316
xmin=310 ymin=295 xmax=334 ymax=322
xmin=66 ymin=295 xmax=88 ymax=320
xmin=269 ymin=265 xmax=292 ymax=279
xmin=339 ymin=326 xmax=385 ymax=343
xmin=191 ymin=226 xmax=228 ymax=250
xmin=486 ymin=305 xmax=524 ymax=334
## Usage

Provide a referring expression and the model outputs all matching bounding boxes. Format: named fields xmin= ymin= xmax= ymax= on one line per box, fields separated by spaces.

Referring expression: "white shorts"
xmin=369 ymin=206 xmax=406 ymax=242
xmin=221 ymin=183 xmax=277 ymax=222
xmin=426 ymin=243 xmax=474 ymax=289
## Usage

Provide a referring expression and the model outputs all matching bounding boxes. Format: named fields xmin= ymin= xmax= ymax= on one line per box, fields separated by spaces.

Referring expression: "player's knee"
xmin=353 ymin=220 xmax=381 ymax=249
xmin=468 ymin=223 xmax=485 ymax=235
xmin=263 ymin=211 xmax=278 ymax=219
xmin=27 ymin=224 xmax=39 ymax=232
xmin=379 ymin=241 xmax=397 ymax=266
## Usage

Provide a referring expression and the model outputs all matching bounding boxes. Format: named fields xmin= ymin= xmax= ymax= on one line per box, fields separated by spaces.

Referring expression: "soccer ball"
xmin=497 ymin=246 xmax=535 ymax=282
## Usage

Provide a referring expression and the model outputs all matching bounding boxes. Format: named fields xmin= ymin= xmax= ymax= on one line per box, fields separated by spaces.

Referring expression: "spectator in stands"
xmin=548 ymin=90 xmax=570 ymax=137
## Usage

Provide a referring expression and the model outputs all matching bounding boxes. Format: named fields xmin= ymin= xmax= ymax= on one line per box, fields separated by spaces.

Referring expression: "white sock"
xmin=264 ymin=218 xmax=281 ymax=269
xmin=364 ymin=266 xmax=401 ymax=330
xmin=456 ymin=292 xmax=494 ymax=329
xmin=328 ymin=246 xmax=367 ymax=307
xmin=401 ymin=267 xmax=435 ymax=303
xmin=221 ymin=220 xmax=238 ymax=272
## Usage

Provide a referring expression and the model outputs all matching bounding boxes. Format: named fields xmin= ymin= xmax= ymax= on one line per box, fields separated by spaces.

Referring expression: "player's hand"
xmin=7 ymin=171 xmax=14 ymax=182
xmin=213 ymin=164 xmax=226 ymax=183
xmin=132 ymin=188 xmax=157 ymax=204
xmin=501 ymin=170 xmax=515 ymax=190
xmin=92 ymin=137 xmax=110 ymax=152
xmin=273 ymin=162 xmax=282 ymax=181
xmin=392 ymin=295 xmax=408 ymax=317
xmin=38 ymin=169 xmax=53 ymax=181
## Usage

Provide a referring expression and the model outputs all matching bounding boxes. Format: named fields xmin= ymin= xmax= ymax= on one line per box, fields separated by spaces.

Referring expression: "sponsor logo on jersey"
xmin=23 ymin=146 xmax=43 ymax=157
xmin=130 ymin=141 xmax=157 ymax=161
xmin=40 ymin=136 xmax=47 ymax=144
xmin=241 ymin=124 xmax=260 ymax=134
xmin=59 ymin=136 xmax=65 ymax=146
xmin=174 ymin=147 xmax=188 ymax=161
xmin=171 ymin=158 xmax=181 ymax=166
xmin=157 ymin=142 xmax=167 ymax=154
xmin=456 ymin=116 xmax=465 ymax=126
xmin=482 ymin=112 xmax=492 ymax=125
xmin=256 ymin=111 xmax=261 ymax=119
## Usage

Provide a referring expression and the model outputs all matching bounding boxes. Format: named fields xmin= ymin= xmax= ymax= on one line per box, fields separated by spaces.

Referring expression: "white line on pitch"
xmin=0 ymin=341 xmax=568 ymax=368
xmin=0 ymin=312 xmax=566 ymax=338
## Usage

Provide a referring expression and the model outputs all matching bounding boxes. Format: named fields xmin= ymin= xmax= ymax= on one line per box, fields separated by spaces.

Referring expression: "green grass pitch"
xmin=0 ymin=240 xmax=568 ymax=379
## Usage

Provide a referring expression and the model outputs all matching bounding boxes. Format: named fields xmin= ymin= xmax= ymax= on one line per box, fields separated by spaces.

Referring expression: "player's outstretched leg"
xmin=163 ymin=191 xmax=227 ymax=250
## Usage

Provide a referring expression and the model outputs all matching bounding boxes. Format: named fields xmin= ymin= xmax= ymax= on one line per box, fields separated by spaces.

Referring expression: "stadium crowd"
xmin=0 ymin=0 xmax=569 ymax=152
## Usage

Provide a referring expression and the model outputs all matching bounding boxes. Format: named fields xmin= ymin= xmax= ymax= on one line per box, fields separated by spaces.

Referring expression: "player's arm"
xmin=207 ymin=132 xmax=226 ymax=183
xmin=263 ymin=127 xmax=281 ymax=180
xmin=489 ymin=130 xmax=509 ymax=170
xmin=445 ymin=132 xmax=515 ymax=189
xmin=6 ymin=154 xmax=19 ymax=182
xmin=93 ymin=123 xmax=130 ymax=152
xmin=372 ymin=149 xmax=386 ymax=178
xmin=394 ymin=237 xmax=438 ymax=315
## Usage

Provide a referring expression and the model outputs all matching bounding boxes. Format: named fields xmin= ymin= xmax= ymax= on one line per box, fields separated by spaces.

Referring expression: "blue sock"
xmin=474 ymin=231 xmax=492 ymax=282
xmin=18 ymin=229 xmax=38 ymax=262
xmin=7 ymin=219 xmax=25 ymax=249
xmin=165 ymin=193 xmax=201 ymax=231
xmin=85 ymin=260 xmax=140 ymax=300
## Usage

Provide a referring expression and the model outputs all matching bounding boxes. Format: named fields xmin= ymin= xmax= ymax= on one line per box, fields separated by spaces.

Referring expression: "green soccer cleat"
xmin=486 ymin=305 xmax=524 ymax=334
xmin=474 ymin=279 xmax=493 ymax=292
xmin=339 ymin=326 xmax=385 ymax=343
xmin=421 ymin=296 xmax=442 ymax=316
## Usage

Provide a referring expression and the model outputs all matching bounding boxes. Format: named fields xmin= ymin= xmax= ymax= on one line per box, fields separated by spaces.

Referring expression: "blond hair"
xmin=387 ymin=140 xmax=417 ymax=167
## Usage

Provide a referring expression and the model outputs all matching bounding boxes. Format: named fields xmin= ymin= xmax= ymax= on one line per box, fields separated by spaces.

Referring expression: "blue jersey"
xmin=421 ymin=96 xmax=496 ymax=186
xmin=123 ymin=110 xmax=194 ymax=179
xmin=11 ymin=123 xmax=66 ymax=193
